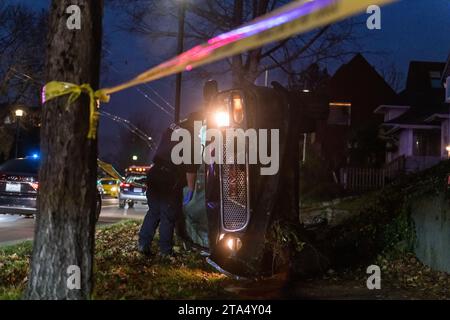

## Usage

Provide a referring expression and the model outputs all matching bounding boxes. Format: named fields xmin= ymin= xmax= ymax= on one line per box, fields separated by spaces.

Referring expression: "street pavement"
xmin=0 ymin=198 xmax=147 ymax=246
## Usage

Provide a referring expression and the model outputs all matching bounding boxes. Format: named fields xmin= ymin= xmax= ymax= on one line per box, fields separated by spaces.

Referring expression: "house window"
xmin=328 ymin=102 xmax=351 ymax=126
xmin=413 ymin=129 xmax=441 ymax=157
xmin=429 ymin=71 xmax=442 ymax=89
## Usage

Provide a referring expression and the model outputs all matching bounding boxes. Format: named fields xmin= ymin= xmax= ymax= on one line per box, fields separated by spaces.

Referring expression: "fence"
xmin=340 ymin=156 xmax=406 ymax=192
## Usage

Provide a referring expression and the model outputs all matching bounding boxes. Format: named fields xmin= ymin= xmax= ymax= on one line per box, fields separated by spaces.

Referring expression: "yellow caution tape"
xmin=101 ymin=0 xmax=396 ymax=96
xmin=43 ymin=0 xmax=396 ymax=139
xmin=43 ymin=81 xmax=109 ymax=139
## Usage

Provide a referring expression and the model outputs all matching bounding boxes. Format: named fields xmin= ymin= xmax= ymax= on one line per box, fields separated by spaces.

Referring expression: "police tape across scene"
xmin=100 ymin=0 xmax=397 ymax=96
xmin=42 ymin=0 xmax=397 ymax=139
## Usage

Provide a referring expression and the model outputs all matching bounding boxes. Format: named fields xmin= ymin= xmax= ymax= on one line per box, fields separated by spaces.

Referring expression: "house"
xmin=444 ymin=54 xmax=450 ymax=103
xmin=444 ymin=54 xmax=450 ymax=81
xmin=375 ymin=60 xmax=450 ymax=172
xmin=312 ymin=54 xmax=398 ymax=170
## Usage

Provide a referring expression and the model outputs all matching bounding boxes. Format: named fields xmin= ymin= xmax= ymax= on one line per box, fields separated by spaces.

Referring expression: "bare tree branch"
xmin=0 ymin=3 xmax=46 ymax=105
xmin=115 ymin=0 xmax=363 ymax=86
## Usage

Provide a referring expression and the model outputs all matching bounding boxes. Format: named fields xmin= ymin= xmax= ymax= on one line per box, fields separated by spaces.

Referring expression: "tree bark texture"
xmin=25 ymin=0 xmax=103 ymax=300
xmin=231 ymin=0 xmax=269 ymax=86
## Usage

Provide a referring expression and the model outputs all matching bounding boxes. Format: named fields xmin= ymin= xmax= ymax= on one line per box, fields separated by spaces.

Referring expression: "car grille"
xmin=220 ymin=134 xmax=249 ymax=231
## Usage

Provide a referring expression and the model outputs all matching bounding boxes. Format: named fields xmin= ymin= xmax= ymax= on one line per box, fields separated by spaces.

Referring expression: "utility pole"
xmin=14 ymin=109 xmax=23 ymax=158
xmin=174 ymin=1 xmax=186 ymax=123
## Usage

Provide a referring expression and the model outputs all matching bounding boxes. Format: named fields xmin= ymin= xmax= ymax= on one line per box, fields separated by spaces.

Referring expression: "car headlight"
xmin=225 ymin=236 xmax=242 ymax=252
xmin=232 ymin=94 xmax=244 ymax=124
xmin=214 ymin=111 xmax=230 ymax=128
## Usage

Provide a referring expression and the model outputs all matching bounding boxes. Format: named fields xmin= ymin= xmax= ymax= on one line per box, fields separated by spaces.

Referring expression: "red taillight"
xmin=29 ymin=182 xmax=39 ymax=191
xmin=120 ymin=182 xmax=130 ymax=188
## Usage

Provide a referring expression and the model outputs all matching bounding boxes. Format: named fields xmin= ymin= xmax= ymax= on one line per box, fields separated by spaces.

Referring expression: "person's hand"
xmin=183 ymin=189 xmax=194 ymax=206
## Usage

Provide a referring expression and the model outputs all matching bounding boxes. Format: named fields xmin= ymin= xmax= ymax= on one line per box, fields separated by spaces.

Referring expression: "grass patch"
xmin=0 ymin=241 xmax=31 ymax=299
xmin=0 ymin=220 xmax=237 ymax=300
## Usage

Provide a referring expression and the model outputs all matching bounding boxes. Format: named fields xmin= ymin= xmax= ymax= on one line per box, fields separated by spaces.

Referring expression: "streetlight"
xmin=174 ymin=0 xmax=186 ymax=123
xmin=15 ymin=109 xmax=24 ymax=158
xmin=15 ymin=109 xmax=24 ymax=117
xmin=132 ymin=155 xmax=138 ymax=161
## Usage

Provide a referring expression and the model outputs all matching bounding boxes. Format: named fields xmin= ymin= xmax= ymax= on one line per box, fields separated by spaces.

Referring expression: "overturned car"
xmin=182 ymin=81 xmax=328 ymax=277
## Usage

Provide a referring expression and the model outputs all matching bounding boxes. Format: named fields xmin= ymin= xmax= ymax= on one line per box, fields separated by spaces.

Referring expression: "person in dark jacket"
xmin=138 ymin=122 xmax=197 ymax=257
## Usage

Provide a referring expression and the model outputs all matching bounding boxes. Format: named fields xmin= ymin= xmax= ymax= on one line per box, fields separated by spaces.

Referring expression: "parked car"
xmin=119 ymin=166 xmax=150 ymax=208
xmin=98 ymin=178 xmax=120 ymax=198
xmin=0 ymin=157 xmax=102 ymax=220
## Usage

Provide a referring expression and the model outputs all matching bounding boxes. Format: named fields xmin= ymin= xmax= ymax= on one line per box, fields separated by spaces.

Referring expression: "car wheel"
xmin=128 ymin=201 xmax=134 ymax=208
xmin=119 ymin=200 xmax=126 ymax=209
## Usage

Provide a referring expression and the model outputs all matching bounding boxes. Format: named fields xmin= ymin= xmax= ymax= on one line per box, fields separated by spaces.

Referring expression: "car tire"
xmin=128 ymin=201 xmax=134 ymax=208
xmin=119 ymin=200 xmax=126 ymax=209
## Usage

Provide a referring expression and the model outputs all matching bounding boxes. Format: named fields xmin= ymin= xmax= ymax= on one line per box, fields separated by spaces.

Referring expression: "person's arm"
xmin=186 ymin=172 xmax=197 ymax=191
xmin=183 ymin=170 xmax=197 ymax=205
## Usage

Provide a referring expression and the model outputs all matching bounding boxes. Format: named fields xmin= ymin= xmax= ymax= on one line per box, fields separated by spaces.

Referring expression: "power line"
xmin=142 ymin=81 xmax=174 ymax=111
xmin=5 ymin=69 xmax=157 ymax=148
xmin=135 ymin=86 xmax=172 ymax=117
xmin=108 ymin=64 xmax=174 ymax=116
xmin=99 ymin=110 xmax=157 ymax=149
xmin=9 ymin=68 xmax=44 ymax=87
xmin=9 ymin=67 xmax=172 ymax=126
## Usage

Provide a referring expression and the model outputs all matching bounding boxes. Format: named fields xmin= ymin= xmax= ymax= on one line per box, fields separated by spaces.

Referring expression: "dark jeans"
xmin=138 ymin=191 xmax=178 ymax=255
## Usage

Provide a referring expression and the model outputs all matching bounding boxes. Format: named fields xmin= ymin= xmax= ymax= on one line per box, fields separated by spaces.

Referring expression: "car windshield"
xmin=101 ymin=180 xmax=117 ymax=185
xmin=126 ymin=175 xmax=146 ymax=185
xmin=0 ymin=158 xmax=40 ymax=175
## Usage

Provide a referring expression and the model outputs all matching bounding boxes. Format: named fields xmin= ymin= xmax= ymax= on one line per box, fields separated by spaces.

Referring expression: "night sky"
xmin=10 ymin=0 xmax=450 ymax=165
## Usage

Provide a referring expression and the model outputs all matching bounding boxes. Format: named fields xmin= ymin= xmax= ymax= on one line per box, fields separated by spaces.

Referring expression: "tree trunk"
xmin=25 ymin=0 xmax=103 ymax=300
xmin=231 ymin=0 xmax=245 ymax=87
xmin=231 ymin=0 xmax=268 ymax=87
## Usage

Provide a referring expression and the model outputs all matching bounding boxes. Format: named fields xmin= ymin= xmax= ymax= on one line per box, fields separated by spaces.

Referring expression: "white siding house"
xmin=376 ymin=61 xmax=450 ymax=173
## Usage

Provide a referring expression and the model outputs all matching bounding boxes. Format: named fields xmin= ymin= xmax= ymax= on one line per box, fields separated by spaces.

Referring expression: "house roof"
xmin=402 ymin=61 xmax=445 ymax=102
xmin=329 ymin=53 xmax=397 ymax=103
xmin=374 ymin=104 xmax=410 ymax=114
xmin=424 ymin=113 xmax=450 ymax=123
xmin=384 ymin=103 xmax=449 ymax=126
xmin=380 ymin=61 xmax=449 ymax=128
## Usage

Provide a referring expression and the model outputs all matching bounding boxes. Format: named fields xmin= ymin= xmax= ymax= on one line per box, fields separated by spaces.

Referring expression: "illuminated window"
xmin=328 ymin=102 xmax=351 ymax=126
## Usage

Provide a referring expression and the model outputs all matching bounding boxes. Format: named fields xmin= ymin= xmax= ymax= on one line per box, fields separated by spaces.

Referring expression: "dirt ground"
xmin=225 ymin=272 xmax=449 ymax=300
